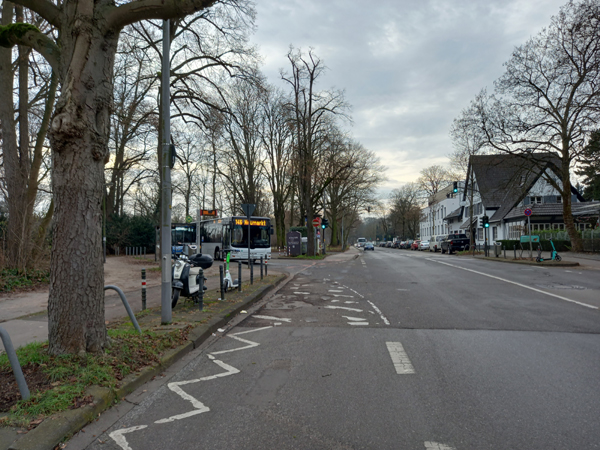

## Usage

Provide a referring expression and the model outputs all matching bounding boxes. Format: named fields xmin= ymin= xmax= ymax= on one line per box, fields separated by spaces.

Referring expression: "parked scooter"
xmin=535 ymin=238 xmax=562 ymax=263
xmin=172 ymin=252 xmax=214 ymax=308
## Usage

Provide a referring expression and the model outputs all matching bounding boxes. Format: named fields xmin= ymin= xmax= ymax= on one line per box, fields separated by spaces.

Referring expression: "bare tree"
xmin=469 ymin=0 xmax=600 ymax=252
xmin=281 ymin=47 xmax=349 ymax=256
xmin=449 ymin=100 xmax=487 ymax=245
xmin=0 ymin=3 xmax=56 ymax=271
xmin=389 ymin=183 xmax=422 ymax=239
xmin=218 ymin=78 xmax=267 ymax=213
xmin=0 ymin=0 xmax=251 ymax=355
xmin=323 ymin=136 xmax=383 ymax=246
xmin=105 ymin=29 xmax=158 ymax=217
xmin=417 ymin=165 xmax=453 ymax=198
xmin=260 ymin=85 xmax=294 ymax=247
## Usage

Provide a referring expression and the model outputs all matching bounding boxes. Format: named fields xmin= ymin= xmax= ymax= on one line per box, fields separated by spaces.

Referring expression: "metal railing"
xmin=0 ymin=326 xmax=30 ymax=400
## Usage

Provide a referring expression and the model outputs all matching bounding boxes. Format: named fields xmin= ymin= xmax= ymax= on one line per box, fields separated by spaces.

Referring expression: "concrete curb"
xmin=468 ymin=256 xmax=579 ymax=267
xmin=6 ymin=274 xmax=286 ymax=450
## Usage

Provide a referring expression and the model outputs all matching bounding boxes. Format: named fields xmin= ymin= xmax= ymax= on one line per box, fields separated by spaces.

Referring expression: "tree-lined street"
xmin=68 ymin=250 xmax=600 ymax=450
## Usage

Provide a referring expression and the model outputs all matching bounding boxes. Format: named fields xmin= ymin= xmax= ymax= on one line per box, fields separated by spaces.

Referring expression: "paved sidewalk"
xmin=0 ymin=256 xmax=275 ymax=352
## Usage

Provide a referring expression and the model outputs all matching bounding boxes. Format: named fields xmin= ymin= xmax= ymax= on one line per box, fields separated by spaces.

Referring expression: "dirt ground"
xmin=0 ymin=256 xmax=164 ymax=323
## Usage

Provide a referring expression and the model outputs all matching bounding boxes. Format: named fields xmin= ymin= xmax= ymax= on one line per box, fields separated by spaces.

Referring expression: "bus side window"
xmin=222 ymin=225 xmax=230 ymax=248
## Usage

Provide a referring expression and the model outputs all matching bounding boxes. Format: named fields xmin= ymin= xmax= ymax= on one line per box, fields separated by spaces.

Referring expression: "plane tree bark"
xmin=0 ymin=0 xmax=229 ymax=355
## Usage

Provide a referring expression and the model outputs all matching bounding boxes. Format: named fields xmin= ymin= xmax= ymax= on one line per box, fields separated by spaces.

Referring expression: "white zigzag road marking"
xmin=154 ymin=357 xmax=239 ymax=424
xmin=110 ymin=326 xmax=272 ymax=449
xmin=109 ymin=425 xmax=148 ymax=450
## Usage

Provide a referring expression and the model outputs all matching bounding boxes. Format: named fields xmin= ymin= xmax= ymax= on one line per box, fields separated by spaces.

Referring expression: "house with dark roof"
xmin=451 ymin=154 xmax=595 ymax=243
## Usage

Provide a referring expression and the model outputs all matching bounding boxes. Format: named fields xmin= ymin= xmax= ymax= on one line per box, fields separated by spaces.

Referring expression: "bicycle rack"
xmin=104 ymin=285 xmax=142 ymax=334
xmin=0 ymin=326 xmax=30 ymax=400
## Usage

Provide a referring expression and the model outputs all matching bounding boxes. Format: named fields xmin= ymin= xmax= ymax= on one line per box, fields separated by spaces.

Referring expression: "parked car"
xmin=429 ymin=235 xmax=447 ymax=252
xmin=379 ymin=242 xmax=386 ymax=247
xmin=392 ymin=241 xmax=400 ymax=248
xmin=419 ymin=240 xmax=430 ymax=251
xmin=411 ymin=240 xmax=421 ymax=250
xmin=441 ymin=233 xmax=470 ymax=254
xmin=403 ymin=240 xmax=413 ymax=249
xmin=364 ymin=242 xmax=375 ymax=251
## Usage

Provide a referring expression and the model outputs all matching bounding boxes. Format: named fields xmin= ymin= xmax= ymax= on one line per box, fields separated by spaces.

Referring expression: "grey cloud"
xmin=250 ymin=0 xmax=567 ymax=190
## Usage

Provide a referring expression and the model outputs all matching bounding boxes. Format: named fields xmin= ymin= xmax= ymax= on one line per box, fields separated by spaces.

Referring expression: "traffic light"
xmin=482 ymin=215 xmax=489 ymax=228
xmin=321 ymin=218 xmax=329 ymax=229
xmin=453 ymin=181 xmax=458 ymax=193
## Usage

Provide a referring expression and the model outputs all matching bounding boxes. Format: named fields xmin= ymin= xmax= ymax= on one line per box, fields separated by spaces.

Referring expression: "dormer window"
xmin=557 ymin=195 xmax=562 ymax=204
xmin=532 ymin=196 xmax=543 ymax=204
xmin=520 ymin=174 xmax=527 ymax=186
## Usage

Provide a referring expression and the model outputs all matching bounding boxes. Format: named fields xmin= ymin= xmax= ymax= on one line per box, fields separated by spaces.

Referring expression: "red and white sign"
xmin=312 ymin=217 xmax=322 ymax=227
xmin=524 ymin=208 xmax=532 ymax=216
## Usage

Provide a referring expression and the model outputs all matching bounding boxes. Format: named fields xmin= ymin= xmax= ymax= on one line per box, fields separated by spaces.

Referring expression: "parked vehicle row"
xmin=370 ymin=233 xmax=471 ymax=254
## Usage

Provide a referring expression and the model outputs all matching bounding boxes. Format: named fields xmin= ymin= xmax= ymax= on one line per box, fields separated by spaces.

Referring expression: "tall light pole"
xmin=160 ymin=19 xmax=172 ymax=324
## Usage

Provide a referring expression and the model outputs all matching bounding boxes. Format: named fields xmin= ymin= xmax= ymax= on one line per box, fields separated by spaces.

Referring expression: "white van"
xmin=356 ymin=237 xmax=367 ymax=248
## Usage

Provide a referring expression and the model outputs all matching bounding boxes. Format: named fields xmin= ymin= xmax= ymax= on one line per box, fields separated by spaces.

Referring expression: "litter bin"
xmin=494 ymin=242 xmax=502 ymax=257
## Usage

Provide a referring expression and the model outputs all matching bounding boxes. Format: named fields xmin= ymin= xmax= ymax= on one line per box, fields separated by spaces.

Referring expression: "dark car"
xmin=364 ymin=242 xmax=375 ymax=251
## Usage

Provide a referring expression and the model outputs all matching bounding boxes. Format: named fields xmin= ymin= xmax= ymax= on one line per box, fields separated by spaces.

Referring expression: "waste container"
xmin=494 ymin=242 xmax=502 ymax=257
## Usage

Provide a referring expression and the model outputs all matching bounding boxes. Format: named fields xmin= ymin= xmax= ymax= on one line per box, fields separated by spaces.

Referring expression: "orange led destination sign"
xmin=234 ymin=219 xmax=267 ymax=227
xmin=200 ymin=209 xmax=218 ymax=216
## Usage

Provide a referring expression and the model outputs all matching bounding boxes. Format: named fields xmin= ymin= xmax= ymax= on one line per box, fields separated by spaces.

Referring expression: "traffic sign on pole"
xmin=312 ymin=217 xmax=321 ymax=228
xmin=524 ymin=208 xmax=532 ymax=216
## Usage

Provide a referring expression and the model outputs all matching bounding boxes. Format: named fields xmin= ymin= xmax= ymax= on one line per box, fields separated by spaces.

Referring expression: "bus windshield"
xmin=172 ymin=224 xmax=196 ymax=245
xmin=232 ymin=223 xmax=270 ymax=248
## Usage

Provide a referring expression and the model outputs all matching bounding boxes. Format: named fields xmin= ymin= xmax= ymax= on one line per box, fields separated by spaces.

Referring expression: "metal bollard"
xmin=265 ymin=259 xmax=268 ymax=276
xmin=219 ymin=265 xmax=225 ymax=301
xmin=503 ymin=245 xmax=506 ymax=259
xmin=238 ymin=261 xmax=242 ymax=292
xmin=142 ymin=268 xmax=147 ymax=310
xmin=198 ymin=268 xmax=204 ymax=311
xmin=514 ymin=244 xmax=517 ymax=259
xmin=250 ymin=258 xmax=254 ymax=285
xmin=260 ymin=257 xmax=264 ymax=280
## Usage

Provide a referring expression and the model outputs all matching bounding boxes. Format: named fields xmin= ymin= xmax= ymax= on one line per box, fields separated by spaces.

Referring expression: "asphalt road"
xmin=68 ymin=249 xmax=600 ymax=450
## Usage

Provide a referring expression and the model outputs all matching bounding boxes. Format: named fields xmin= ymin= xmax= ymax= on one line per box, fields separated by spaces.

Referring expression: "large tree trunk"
xmin=561 ymin=152 xmax=583 ymax=252
xmin=47 ymin=20 xmax=117 ymax=355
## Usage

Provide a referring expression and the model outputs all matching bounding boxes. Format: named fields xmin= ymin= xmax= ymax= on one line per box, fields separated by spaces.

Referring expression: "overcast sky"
xmin=248 ymin=0 xmax=568 ymax=196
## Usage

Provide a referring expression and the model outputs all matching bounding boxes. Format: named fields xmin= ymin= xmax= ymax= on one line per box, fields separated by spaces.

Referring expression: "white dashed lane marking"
xmin=424 ymin=442 xmax=456 ymax=450
xmin=386 ymin=341 xmax=415 ymax=374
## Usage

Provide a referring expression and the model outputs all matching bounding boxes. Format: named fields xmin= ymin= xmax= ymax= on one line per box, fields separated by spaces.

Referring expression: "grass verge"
xmin=0 ymin=326 xmax=190 ymax=427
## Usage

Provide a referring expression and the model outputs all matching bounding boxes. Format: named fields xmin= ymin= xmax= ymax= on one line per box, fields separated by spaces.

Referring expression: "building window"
xmin=532 ymin=196 xmax=543 ymax=204
xmin=493 ymin=227 xmax=498 ymax=240
xmin=557 ymin=196 xmax=562 ymax=204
